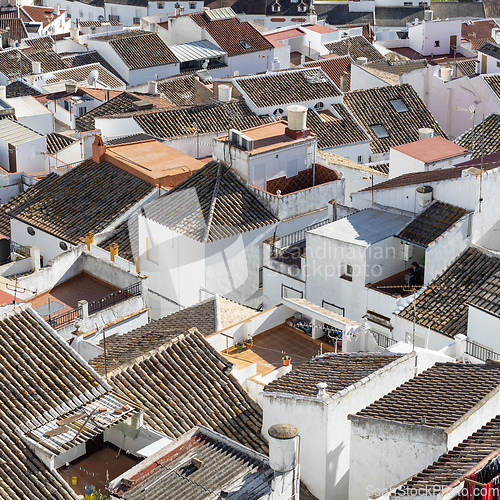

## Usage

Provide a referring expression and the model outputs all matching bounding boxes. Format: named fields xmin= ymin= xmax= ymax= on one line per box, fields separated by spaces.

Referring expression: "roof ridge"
xmin=203 ymin=162 xmax=224 ymax=243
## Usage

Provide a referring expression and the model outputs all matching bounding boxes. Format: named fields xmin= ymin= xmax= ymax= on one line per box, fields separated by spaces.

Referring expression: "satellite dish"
xmin=87 ymin=69 xmax=99 ymax=88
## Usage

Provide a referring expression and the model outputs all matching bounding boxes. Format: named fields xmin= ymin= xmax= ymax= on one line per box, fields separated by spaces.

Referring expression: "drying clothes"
xmin=462 ymin=473 xmax=479 ymax=500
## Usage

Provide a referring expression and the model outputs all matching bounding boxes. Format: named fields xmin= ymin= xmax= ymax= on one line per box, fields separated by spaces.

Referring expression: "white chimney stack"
xmin=340 ymin=72 xmax=348 ymax=92
xmin=70 ymin=27 xmax=79 ymax=40
xmin=148 ymin=80 xmax=158 ymax=95
xmin=53 ymin=4 xmax=60 ymax=15
xmin=475 ymin=59 xmax=481 ymax=74
xmin=418 ymin=128 xmax=434 ymax=141
xmin=316 ymin=382 xmax=328 ymax=398
xmin=268 ymin=424 xmax=299 ymax=473
xmin=0 ymin=86 xmax=6 ymax=101
xmin=441 ymin=67 xmax=452 ymax=83
xmin=32 ymin=61 xmax=41 ymax=75
xmin=356 ymin=56 xmax=368 ymax=66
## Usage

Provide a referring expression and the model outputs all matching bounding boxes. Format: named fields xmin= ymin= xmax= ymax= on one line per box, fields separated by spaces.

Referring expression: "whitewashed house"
xmin=21 ymin=5 xmax=70 ymax=36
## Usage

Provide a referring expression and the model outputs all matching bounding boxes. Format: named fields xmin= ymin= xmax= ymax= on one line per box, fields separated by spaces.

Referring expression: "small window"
xmin=59 ymin=241 xmax=68 ymax=251
xmin=64 ymin=100 xmax=69 ymax=111
xmin=497 ymin=61 xmax=500 ymax=68
xmin=239 ymin=40 xmax=252 ymax=50
xmin=390 ymin=99 xmax=408 ymax=113
xmin=157 ymin=2 xmax=164 ymax=8
xmin=298 ymin=3 xmax=306 ymax=12
xmin=341 ymin=263 xmax=353 ymax=282
xmin=357 ymin=155 xmax=363 ymax=163
xmin=273 ymin=108 xmax=284 ymax=117
xmin=434 ymin=40 xmax=440 ymax=47
xmin=403 ymin=1 xmax=412 ymax=5
xmin=189 ymin=2 xmax=196 ymax=8
xmin=272 ymin=3 xmax=280 ymax=12
xmin=78 ymin=106 xmax=87 ymax=117
xmin=79 ymin=10 xmax=83 ymax=18
xmin=314 ymin=101 xmax=324 ymax=110
xmin=371 ymin=124 xmax=389 ymax=139
xmin=27 ymin=227 xmax=35 ymax=236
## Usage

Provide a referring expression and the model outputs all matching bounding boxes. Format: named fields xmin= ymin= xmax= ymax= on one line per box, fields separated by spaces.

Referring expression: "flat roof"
xmin=0 ymin=117 xmax=43 ymax=146
xmin=5 ymin=95 xmax=53 ymax=117
xmin=264 ymin=28 xmax=305 ymax=46
xmin=107 ymin=139 xmax=205 ymax=186
xmin=309 ymin=208 xmax=411 ymax=246
xmin=392 ymin=135 xmax=469 ymax=163
xmin=215 ymin=121 xmax=315 ymax=155
xmin=303 ymin=23 xmax=337 ymax=34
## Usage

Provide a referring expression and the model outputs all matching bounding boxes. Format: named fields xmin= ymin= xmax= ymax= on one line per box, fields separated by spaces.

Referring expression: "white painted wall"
xmin=322 ymin=141 xmax=372 ymax=164
xmin=478 ymin=49 xmax=500 ymax=76
xmin=0 ymin=135 xmax=47 ymax=175
xmin=467 ymin=306 xmax=500 ymax=353
xmin=262 ymin=353 xmax=416 ymax=500
xmin=408 ymin=18 xmax=461 ymax=57
xmin=350 ymin=63 xmax=389 ymax=91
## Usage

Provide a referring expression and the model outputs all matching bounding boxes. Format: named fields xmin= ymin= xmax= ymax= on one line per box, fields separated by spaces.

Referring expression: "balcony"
xmin=108 ymin=14 xmax=120 ymax=21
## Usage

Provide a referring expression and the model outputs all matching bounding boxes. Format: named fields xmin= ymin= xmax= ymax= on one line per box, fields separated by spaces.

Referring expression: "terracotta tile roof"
xmin=361 ymin=58 xmax=428 ymax=85
xmin=105 ymin=328 xmax=269 ymax=454
xmin=396 ymin=413 xmax=500 ymax=495
xmin=61 ymin=50 xmax=123 ymax=81
xmin=360 ymin=161 xmax=500 ymax=193
xmin=157 ymin=74 xmax=197 ymax=106
xmin=392 ymin=136 xmax=469 ymax=163
xmin=5 ymin=79 xmax=41 ymax=98
xmin=234 ymin=68 xmax=340 ymax=108
xmin=46 ymin=132 xmax=75 ymax=154
xmin=24 ymin=35 xmax=53 ymax=50
xmin=21 ymin=5 xmax=65 ymax=28
xmin=97 ymin=221 xmax=134 ymax=262
xmin=478 ymin=41 xmax=500 ymax=59
xmin=0 ymin=49 xmax=32 ymax=79
xmin=471 ymin=37 xmax=495 ymax=51
xmin=5 ymin=159 xmax=154 ymax=245
xmin=80 ymin=88 xmax=123 ymax=101
xmin=203 ymin=0 xmax=266 ymax=15
xmin=307 ymin=103 xmax=370 ymax=149
xmin=0 ymin=307 xmax=109 ymax=499
xmin=324 ymin=35 xmax=384 ymax=63
xmin=462 ymin=19 xmax=499 ymax=41
xmin=45 ymin=63 xmax=125 ymax=89
xmin=458 ymin=58 xmax=477 ymax=76
xmin=142 ymin=160 xmax=278 ymax=242
xmin=76 ymin=91 xmax=174 ymax=131
xmin=397 ymin=201 xmax=467 ymax=247
xmin=304 ymin=55 xmax=351 ymax=91
xmin=455 ymin=111 xmax=500 ymax=159
xmin=112 ymin=426 xmax=272 ymax=500
xmin=398 ymin=247 xmax=500 ymax=338
xmin=25 ymin=48 xmax=66 ymax=73
xmin=335 ymin=22 xmax=375 ymax=43
xmin=355 ymin=362 xmax=500 ymax=428
xmin=0 ymin=172 xmax=58 ymax=238
xmin=190 ymin=12 xmax=273 ymax=56
xmin=102 ymin=32 xmax=179 ymax=69
xmin=468 ymin=272 xmax=500 ymax=318
xmin=134 ymin=99 xmax=273 ymax=139
xmin=484 ymin=0 xmax=500 ymax=18
xmin=0 ymin=18 xmax=27 ymax=42
xmin=105 ymin=133 xmax=157 ymax=146
xmin=343 ymin=83 xmax=447 ymax=154
xmin=264 ymin=353 xmax=403 ymax=397
xmin=78 ymin=19 xmax=121 ymax=27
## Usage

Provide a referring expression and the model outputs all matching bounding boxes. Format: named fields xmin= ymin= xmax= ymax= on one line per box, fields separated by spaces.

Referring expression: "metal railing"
xmin=88 ymin=282 xmax=141 ymax=315
xmin=371 ymin=330 xmax=398 ymax=349
xmin=466 ymin=339 xmax=500 ymax=362
xmin=321 ymin=300 xmax=345 ymax=317
xmin=46 ymin=307 xmax=82 ymax=329
xmin=133 ymin=17 xmax=141 ymax=24
xmin=10 ymin=241 xmax=30 ymax=258
xmin=108 ymin=14 xmax=120 ymax=21
xmin=280 ymin=218 xmax=330 ymax=249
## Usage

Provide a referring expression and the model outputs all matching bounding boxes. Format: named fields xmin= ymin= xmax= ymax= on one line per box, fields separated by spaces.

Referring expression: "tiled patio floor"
xmin=223 ymin=325 xmax=337 ymax=376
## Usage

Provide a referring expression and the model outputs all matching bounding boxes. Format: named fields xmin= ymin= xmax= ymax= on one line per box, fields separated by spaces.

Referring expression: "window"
xmin=79 ymin=10 xmax=83 ymax=18
xmin=298 ymin=3 xmax=306 ymax=12
xmin=497 ymin=61 xmax=500 ymax=68
xmin=340 ymin=263 xmax=353 ymax=282
xmin=281 ymin=284 xmax=303 ymax=299
xmin=390 ymin=99 xmax=408 ymax=113
xmin=189 ymin=2 xmax=196 ymax=8
xmin=403 ymin=1 xmax=412 ymax=5
xmin=314 ymin=101 xmax=324 ymax=110
xmin=59 ymin=242 xmax=68 ymax=251
xmin=157 ymin=2 xmax=164 ymax=8
xmin=434 ymin=40 xmax=440 ymax=47
xmin=357 ymin=155 xmax=363 ymax=163
xmin=64 ymin=100 xmax=70 ymax=111
xmin=371 ymin=124 xmax=389 ymax=139
xmin=27 ymin=227 xmax=35 ymax=236
xmin=239 ymin=40 xmax=252 ymax=50
xmin=78 ymin=106 xmax=87 ymax=116
xmin=272 ymin=3 xmax=280 ymax=12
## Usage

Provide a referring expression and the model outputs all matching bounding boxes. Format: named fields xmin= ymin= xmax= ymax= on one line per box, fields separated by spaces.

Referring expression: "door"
xmin=8 ymin=143 xmax=16 ymax=173
xmin=482 ymin=54 xmax=487 ymax=74
xmin=450 ymin=35 xmax=457 ymax=54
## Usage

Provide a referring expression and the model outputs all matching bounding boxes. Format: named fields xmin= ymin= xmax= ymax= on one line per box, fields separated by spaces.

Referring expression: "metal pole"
xmin=479 ymin=113 xmax=484 ymax=213
xmin=103 ymin=327 xmax=107 ymax=378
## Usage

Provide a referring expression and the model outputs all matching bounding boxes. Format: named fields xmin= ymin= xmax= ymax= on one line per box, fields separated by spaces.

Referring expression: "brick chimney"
xmin=92 ymin=135 xmax=106 ymax=164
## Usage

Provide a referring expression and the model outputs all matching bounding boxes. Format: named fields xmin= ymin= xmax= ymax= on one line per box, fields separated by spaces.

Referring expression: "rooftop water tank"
xmin=287 ymin=105 xmax=307 ymax=131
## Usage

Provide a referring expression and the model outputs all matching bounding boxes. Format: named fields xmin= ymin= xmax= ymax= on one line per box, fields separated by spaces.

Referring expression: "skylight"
xmin=390 ymin=99 xmax=409 ymax=113
xmin=239 ymin=40 xmax=252 ymax=50
xmin=371 ymin=124 xmax=389 ymax=139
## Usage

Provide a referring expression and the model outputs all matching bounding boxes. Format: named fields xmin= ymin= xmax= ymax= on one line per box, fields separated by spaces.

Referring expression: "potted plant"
xmin=236 ymin=341 xmax=244 ymax=352
xmin=245 ymin=335 xmax=253 ymax=349
xmin=282 ymin=352 xmax=291 ymax=366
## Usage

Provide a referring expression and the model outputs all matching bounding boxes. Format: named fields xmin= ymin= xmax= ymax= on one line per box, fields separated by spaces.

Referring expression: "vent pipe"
xmin=32 ymin=61 xmax=41 ymax=75
xmin=148 ymin=80 xmax=157 ymax=95
xmin=53 ymin=4 xmax=60 ymax=15
xmin=423 ymin=10 xmax=433 ymax=22
xmin=356 ymin=56 xmax=368 ymax=66
xmin=416 ymin=185 xmax=433 ymax=212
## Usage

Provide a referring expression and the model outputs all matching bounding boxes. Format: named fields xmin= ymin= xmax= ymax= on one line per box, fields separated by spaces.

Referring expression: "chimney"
xmin=356 ymin=57 xmax=368 ymax=66
xmin=32 ymin=61 xmax=42 ymax=75
xmin=0 ymin=86 xmax=6 ymax=100
xmin=418 ymin=128 xmax=434 ymax=141
xmin=148 ymin=80 xmax=157 ymax=95
xmin=475 ymin=59 xmax=481 ymax=74
xmin=268 ymin=424 xmax=299 ymax=473
xmin=53 ymin=4 xmax=60 ymax=15
xmin=316 ymin=382 xmax=328 ymax=398
xmin=70 ymin=27 xmax=79 ymax=40
xmin=218 ymin=84 xmax=232 ymax=102
xmin=340 ymin=72 xmax=348 ymax=92
xmin=92 ymin=135 xmax=106 ymax=164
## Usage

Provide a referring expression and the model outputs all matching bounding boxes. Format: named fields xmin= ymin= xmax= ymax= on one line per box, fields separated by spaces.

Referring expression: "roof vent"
xmin=191 ymin=457 xmax=204 ymax=469
xmin=418 ymin=128 xmax=434 ymax=140
xmin=416 ymin=185 xmax=433 ymax=211
xmin=424 ymin=10 xmax=433 ymax=22
xmin=421 ymin=416 xmax=426 ymax=425
xmin=132 ymin=100 xmax=154 ymax=111
xmin=356 ymin=56 xmax=368 ymax=66
xmin=316 ymin=382 xmax=328 ymax=398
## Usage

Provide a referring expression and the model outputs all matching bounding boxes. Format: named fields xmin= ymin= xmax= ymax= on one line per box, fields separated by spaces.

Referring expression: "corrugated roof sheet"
xmin=170 ymin=40 xmax=226 ymax=62
xmin=0 ymin=117 xmax=43 ymax=145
